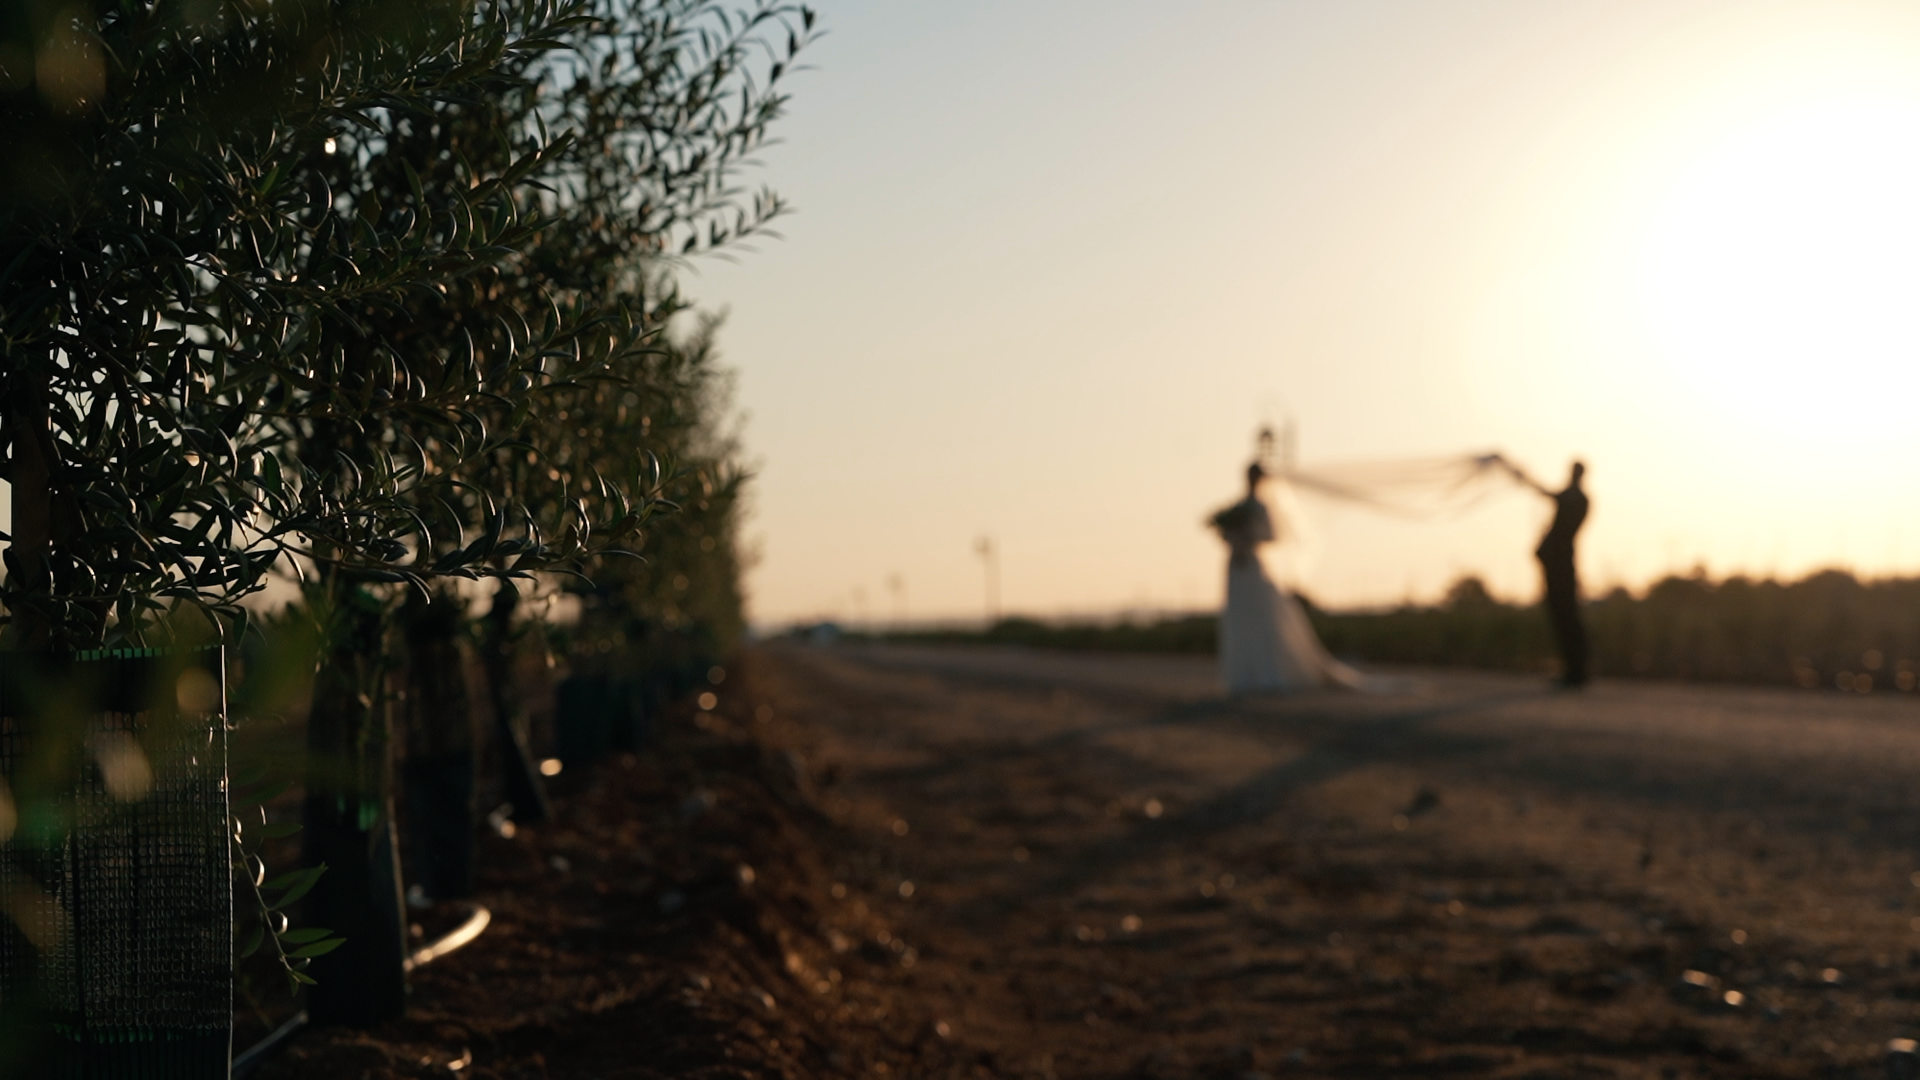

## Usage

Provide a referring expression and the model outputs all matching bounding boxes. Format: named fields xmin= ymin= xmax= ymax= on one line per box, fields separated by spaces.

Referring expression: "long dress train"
xmin=1215 ymin=496 xmax=1362 ymax=694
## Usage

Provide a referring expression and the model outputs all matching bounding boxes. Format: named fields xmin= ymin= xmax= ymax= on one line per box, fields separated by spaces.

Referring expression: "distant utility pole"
xmin=886 ymin=573 xmax=906 ymax=632
xmin=974 ymin=536 xmax=999 ymax=624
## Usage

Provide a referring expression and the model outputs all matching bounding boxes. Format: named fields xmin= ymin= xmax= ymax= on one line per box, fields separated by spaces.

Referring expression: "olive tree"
xmin=273 ymin=0 xmax=811 ymax=1020
xmin=0 ymin=0 xmax=813 ymax=1022
xmin=1 ymin=0 xmax=610 ymax=1016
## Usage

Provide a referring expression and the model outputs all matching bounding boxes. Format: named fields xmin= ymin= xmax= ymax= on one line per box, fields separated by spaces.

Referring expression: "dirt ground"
xmin=262 ymin=642 xmax=1920 ymax=1078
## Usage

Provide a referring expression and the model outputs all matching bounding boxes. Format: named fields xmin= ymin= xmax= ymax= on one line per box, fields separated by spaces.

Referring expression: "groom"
xmin=1493 ymin=457 xmax=1590 ymax=687
xmin=1534 ymin=462 xmax=1590 ymax=687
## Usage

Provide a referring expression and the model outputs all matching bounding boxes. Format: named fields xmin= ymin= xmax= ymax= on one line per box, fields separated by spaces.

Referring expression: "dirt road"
xmin=754 ymin=642 xmax=1920 ymax=1079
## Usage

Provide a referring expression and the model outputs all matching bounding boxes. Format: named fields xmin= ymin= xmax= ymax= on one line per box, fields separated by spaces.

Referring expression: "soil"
xmin=256 ymin=642 xmax=1920 ymax=1079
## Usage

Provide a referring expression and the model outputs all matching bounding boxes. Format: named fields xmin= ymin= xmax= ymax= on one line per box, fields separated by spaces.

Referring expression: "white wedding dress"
xmin=1216 ymin=496 xmax=1363 ymax=694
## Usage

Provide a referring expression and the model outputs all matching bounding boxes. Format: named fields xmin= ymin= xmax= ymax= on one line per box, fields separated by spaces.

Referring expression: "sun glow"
xmin=1628 ymin=77 xmax=1920 ymax=434
xmin=1456 ymin=31 xmax=1920 ymax=601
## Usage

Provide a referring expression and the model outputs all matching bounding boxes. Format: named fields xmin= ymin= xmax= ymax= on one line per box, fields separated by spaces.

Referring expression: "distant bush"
xmin=892 ymin=569 xmax=1920 ymax=691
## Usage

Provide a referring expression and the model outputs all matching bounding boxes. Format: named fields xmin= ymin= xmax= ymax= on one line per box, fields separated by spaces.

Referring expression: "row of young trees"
xmin=1 ymin=0 xmax=805 ymax=1035
xmin=1314 ymin=569 xmax=1920 ymax=686
xmin=927 ymin=570 xmax=1920 ymax=690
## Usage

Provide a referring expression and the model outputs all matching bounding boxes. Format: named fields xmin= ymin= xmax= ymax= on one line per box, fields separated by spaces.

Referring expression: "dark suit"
xmin=1536 ymin=484 xmax=1589 ymax=684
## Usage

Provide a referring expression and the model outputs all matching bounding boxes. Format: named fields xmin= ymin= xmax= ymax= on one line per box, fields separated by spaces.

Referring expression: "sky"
xmin=684 ymin=0 xmax=1920 ymax=627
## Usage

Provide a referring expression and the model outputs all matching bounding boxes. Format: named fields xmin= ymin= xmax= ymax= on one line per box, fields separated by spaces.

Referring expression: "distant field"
xmin=880 ymin=569 xmax=1920 ymax=691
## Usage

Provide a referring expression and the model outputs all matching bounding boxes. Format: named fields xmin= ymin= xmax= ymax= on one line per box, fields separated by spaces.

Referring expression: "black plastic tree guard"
xmin=0 ymin=648 xmax=230 ymax=1079
xmin=301 ymin=605 xmax=409 ymax=1030
xmin=481 ymin=585 xmax=548 ymax=824
xmin=401 ymin=752 xmax=475 ymax=901
xmin=554 ymin=673 xmax=616 ymax=767
xmin=398 ymin=597 xmax=480 ymax=903
xmin=556 ymin=671 xmax=659 ymax=769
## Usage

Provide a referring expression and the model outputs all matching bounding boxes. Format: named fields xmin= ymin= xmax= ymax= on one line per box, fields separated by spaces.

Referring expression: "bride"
xmin=1211 ymin=459 xmax=1363 ymax=694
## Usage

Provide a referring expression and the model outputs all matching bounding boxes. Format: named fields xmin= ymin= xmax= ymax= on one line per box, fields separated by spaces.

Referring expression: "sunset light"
xmin=692 ymin=2 xmax=1920 ymax=621
xmin=20 ymin=4 xmax=1920 ymax=1076
xmin=1631 ymin=78 xmax=1920 ymax=435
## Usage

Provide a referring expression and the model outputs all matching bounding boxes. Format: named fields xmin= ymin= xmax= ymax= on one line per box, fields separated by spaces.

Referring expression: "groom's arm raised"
xmin=1479 ymin=453 xmax=1552 ymax=497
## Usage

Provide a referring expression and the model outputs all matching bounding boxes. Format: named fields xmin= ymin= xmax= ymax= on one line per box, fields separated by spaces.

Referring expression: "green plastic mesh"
xmin=0 ymin=649 xmax=230 ymax=1078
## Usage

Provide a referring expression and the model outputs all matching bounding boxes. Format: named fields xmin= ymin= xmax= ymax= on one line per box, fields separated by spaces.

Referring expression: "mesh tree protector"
xmin=0 ymin=649 xmax=229 ymax=1079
